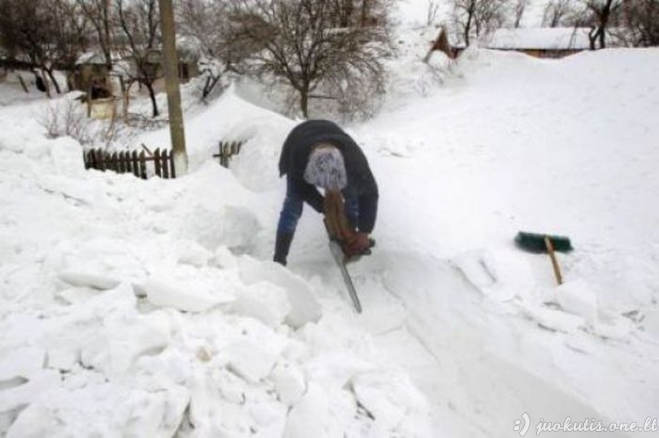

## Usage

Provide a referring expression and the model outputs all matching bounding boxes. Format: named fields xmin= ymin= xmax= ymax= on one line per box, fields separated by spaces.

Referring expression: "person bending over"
xmin=274 ymin=119 xmax=378 ymax=265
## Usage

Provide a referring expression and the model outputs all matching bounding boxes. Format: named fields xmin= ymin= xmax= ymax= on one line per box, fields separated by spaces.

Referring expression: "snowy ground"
xmin=1 ymin=27 xmax=658 ymax=438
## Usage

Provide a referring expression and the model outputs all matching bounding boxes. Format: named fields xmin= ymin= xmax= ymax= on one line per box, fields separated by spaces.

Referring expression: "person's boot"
xmin=273 ymin=233 xmax=294 ymax=266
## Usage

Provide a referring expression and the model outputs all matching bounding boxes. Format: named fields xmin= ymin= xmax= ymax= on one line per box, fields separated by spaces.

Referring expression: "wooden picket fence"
xmin=83 ymin=147 xmax=176 ymax=179
xmin=214 ymin=141 xmax=243 ymax=168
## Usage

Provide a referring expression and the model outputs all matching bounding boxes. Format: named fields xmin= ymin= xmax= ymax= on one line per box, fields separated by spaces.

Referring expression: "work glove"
xmin=324 ymin=192 xmax=374 ymax=258
xmin=343 ymin=232 xmax=374 ymax=258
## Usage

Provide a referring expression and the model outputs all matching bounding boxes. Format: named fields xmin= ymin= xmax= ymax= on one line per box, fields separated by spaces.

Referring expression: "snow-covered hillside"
xmin=1 ymin=27 xmax=658 ymax=438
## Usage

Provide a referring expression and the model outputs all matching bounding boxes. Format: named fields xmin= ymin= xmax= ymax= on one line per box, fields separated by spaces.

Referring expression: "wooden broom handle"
xmin=544 ymin=236 xmax=563 ymax=285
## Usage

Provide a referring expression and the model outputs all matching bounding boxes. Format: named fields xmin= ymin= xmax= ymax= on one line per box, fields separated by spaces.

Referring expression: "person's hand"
xmin=324 ymin=191 xmax=374 ymax=258
xmin=343 ymin=232 xmax=373 ymax=257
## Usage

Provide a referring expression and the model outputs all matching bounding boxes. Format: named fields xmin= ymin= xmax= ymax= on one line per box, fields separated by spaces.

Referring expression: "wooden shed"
xmin=174 ymin=37 xmax=202 ymax=83
xmin=73 ymin=52 xmax=113 ymax=97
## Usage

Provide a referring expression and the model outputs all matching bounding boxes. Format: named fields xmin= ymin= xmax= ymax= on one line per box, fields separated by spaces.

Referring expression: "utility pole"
xmin=158 ymin=0 xmax=188 ymax=176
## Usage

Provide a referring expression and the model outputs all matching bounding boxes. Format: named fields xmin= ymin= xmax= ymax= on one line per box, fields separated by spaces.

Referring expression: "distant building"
xmin=484 ymin=28 xmax=591 ymax=58
xmin=449 ymin=28 xmax=593 ymax=59
xmin=174 ymin=37 xmax=202 ymax=83
xmin=72 ymin=52 xmax=113 ymax=96
xmin=73 ymin=41 xmax=201 ymax=97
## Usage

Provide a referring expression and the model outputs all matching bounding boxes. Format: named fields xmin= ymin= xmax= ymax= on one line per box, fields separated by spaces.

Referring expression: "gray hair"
xmin=303 ymin=144 xmax=347 ymax=190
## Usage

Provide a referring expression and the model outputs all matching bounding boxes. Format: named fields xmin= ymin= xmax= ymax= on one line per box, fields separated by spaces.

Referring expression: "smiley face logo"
xmin=514 ymin=412 xmax=530 ymax=436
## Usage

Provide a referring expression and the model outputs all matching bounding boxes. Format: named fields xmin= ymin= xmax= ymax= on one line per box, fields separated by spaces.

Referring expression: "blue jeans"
xmin=277 ymin=180 xmax=359 ymax=235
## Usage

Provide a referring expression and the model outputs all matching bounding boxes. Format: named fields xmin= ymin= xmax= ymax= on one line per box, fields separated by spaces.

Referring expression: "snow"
xmin=485 ymin=27 xmax=592 ymax=50
xmin=238 ymin=256 xmax=322 ymax=329
xmin=0 ymin=72 xmax=56 ymax=107
xmin=135 ymin=278 xmax=229 ymax=312
xmin=75 ymin=51 xmax=107 ymax=66
xmin=1 ymin=23 xmax=659 ymax=438
xmin=556 ymin=279 xmax=599 ymax=326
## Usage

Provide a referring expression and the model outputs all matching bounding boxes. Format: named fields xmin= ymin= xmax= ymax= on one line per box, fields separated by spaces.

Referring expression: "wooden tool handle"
xmin=544 ymin=236 xmax=563 ymax=285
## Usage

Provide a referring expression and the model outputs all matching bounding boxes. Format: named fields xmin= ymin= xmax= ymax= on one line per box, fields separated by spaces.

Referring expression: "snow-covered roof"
xmin=76 ymin=52 xmax=105 ymax=65
xmin=484 ymin=27 xmax=591 ymax=51
xmin=176 ymin=36 xmax=203 ymax=62
xmin=76 ymin=43 xmax=200 ymax=66
xmin=76 ymin=50 xmax=131 ymax=66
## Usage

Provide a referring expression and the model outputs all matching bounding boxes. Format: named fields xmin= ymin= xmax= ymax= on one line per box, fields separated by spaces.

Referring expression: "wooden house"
xmin=72 ymin=52 xmax=114 ymax=97
xmin=448 ymin=28 xmax=593 ymax=59
xmin=73 ymin=41 xmax=200 ymax=97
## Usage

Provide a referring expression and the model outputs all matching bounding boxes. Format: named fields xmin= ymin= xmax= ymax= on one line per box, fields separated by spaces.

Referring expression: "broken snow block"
xmin=520 ymin=302 xmax=585 ymax=333
xmin=271 ymin=363 xmax=306 ymax=407
xmin=238 ymin=256 xmax=321 ymax=329
xmin=283 ymin=384 xmax=331 ymax=438
xmin=133 ymin=279 xmax=223 ymax=313
xmin=58 ymin=270 xmax=120 ymax=290
xmin=556 ymin=279 xmax=598 ymax=326
xmin=225 ymin=340 xmax=277 ymax=383
xmin=173 ymin=239 xmax=213 ymax=268
xmin=231 ymin=283 xmax=291 ymax=328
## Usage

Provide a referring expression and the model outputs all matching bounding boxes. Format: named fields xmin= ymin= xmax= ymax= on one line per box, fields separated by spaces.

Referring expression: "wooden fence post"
xmin=154 ymin=149 xmax=162 ymax=177
xmin=96 ymin=149 xmax=106 ymax=171
xmin=139 ymin=151 xmax=147 ymax=179
xmin=131 ymin=151 xmax=139 ymax=178
xmin=125 ymin=151 xmax=132 ymax=174
xmin=82 ymin=146 xmax=178 ymax=180
xmin=117 ymin=151 xmax=124 ymax=173
xmin=110 ymin=151 xmax=118 ymax=172
xmin=124 ymin=151 xmax=131 ymax=174
xmin=213 ymin=140 xmax=244 ymax=168
xmin=223 ymin=142 xmax=229 ymax=167
xmin=162 ymin=150 xmax=170 ymax=179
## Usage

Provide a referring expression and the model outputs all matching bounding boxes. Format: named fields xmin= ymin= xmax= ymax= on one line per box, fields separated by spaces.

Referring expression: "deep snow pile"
xmin=349 ymin=47 xmax=659 ymax=436
xmin=2 ymin=28 xmax=659 ymax=438
xmin=0 ymin=98 xmax=430 ymax=436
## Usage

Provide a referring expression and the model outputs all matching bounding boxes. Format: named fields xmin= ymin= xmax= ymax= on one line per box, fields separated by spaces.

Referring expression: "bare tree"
xmin=114 ymin=0 xmax=162 ymax=117
xmin=227 ymin=0 xmax=391 ymax=118
xmin=452 ymin=0 xmax=510 ymax=46
xmin=618 ymin=0 xmax=659 ymax=46
xmin=513 ymin=0 xmax=528 ymax=27
xmin=0 ymin=0 xmax=88 ymax=94
xmin=77 ymin=0 xmax=115 ymax=71
xmin=329 ymin=0 xmax=356 ymax=27
xmin=175 ymin=0 xmax=224 ymax=58
xmin=577 ymin=0 xmax=623 ymax=49
xmin=53 ymin=1 xmax=90 ymax=75
xmin=175 ymin=0 xmax=245 ymax=99
xmin=542 ymin=0 xmax=577 ymax=27
xmin=426 ymin=0 xmax=441 ymax=26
